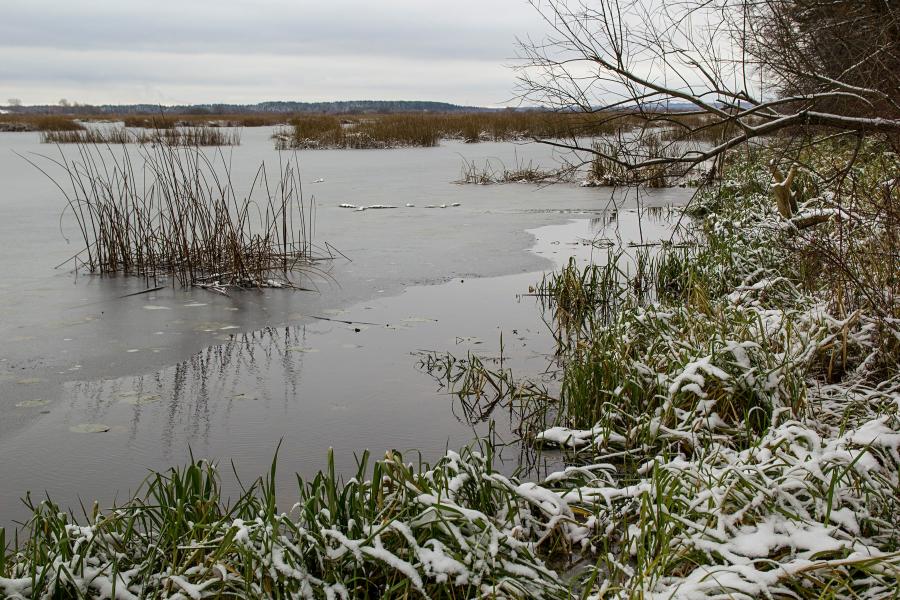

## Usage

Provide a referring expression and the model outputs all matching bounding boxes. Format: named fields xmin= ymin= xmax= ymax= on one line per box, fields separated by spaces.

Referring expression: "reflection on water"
xmin=590 ymin=210 xmax=619 ymax=230
xmin=68 ymin=326 xmax=314 ymax=460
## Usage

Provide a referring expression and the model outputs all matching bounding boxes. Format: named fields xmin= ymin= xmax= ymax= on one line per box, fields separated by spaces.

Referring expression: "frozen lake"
xmin=0 ymin=127 xmax=690 ymax=527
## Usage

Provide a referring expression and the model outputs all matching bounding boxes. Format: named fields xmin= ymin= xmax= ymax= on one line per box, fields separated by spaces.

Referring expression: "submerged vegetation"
xmin=4 ymin=137 xmax=897 ymax=597
xmin=26 ymin=143 xmax=316 ymax=289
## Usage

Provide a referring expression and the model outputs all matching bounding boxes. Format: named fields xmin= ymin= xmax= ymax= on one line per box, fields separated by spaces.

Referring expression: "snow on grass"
xmin=3 ymin=143 xmax=898 ymax=598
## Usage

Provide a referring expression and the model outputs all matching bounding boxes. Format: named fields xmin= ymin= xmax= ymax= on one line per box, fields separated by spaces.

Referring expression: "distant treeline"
xmin=2 ymin=100 xmax=501 ymax=116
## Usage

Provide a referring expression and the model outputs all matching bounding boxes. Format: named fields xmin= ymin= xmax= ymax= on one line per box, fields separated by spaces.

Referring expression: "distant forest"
xmin=3 ymin=100 xmax=502 ymax=115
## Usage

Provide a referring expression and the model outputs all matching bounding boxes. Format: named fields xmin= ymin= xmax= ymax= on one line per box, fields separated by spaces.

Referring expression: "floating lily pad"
xmin=118 ymin=392 xmax=160 ymax=405
xmin=69 ymin=423 xmax=110 ymax=433
xmin=16 ymin=399 xmax=49 ymax=408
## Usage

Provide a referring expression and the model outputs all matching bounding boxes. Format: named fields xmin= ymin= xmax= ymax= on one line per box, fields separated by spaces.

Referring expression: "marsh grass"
xmin=122 ymin=113 xmax=288 ymax=129
xmin=1 ymin=445 xmax=575 ymax=599
xmin=0 ymin=115 xmax=84 ymax=132
xmin=412 ymin=139 xmax=900 ymax=596
xmin=585 ymin=135 xmax=674 ymax=187
xmin=41 ymin=126 xmax=241 ymax=146
xmin=148 ymin=127 xmax=241 ymax=146
xmin=456 ymin=155 xmax=569 ymax=184
xmin=274 ymin=111 xmax=647 ymax=150
xmin=4 ymin=139 xmax=899 ymax=599
xmin=41 ymin=128 xmax=131 ymax=144
xmin=654 ymin=113 xmax=752 ymax=144
xmin=121 ymin=114 xmax=179 ymax=129
xmin=274 ymin=114 xmax=440 ymax=149
xmin=26 ymin=143 xmax=317 ymax=288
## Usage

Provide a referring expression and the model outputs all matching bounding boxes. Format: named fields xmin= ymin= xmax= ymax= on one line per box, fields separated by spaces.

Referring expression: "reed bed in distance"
xmin=456 ymin=155 xmax=570 ymax=184
xmin=0 ymin=115 xmax=85 ymax=132
xmin=274 ymin=111 xmax=647 ymax=150
xmin=122 ymin=113 xmax=290 ymax=129
xmin=30 ymin=142 xmax=317 ymax=289
xmin=41 ymin=126 xmax=241 ymax=146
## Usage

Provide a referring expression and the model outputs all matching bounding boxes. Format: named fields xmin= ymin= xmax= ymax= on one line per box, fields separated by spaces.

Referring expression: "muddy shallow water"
xmin=0 ymin=127 xmax=689 ymax=527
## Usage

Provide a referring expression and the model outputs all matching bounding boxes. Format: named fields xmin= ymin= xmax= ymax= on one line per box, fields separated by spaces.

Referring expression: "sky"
xmin=0 ymin=0 xmax=552 ymax=107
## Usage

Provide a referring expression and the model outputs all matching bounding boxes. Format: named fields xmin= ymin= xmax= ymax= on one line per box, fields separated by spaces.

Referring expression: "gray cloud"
xmin=0 ymin=0 xmax=548 ymax=105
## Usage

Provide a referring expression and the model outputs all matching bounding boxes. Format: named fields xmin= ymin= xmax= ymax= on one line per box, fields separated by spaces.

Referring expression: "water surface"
xmin=0 ymin=128 xmax=688 ymax=526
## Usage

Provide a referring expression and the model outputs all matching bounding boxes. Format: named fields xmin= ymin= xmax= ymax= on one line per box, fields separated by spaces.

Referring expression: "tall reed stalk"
xmin=41 ymin=126 xmax=240 ymax=146
xmin=28 ymin=143 xmax=316 ymax=288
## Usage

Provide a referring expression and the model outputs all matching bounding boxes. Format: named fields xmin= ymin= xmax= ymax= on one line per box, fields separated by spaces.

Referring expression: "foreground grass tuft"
xmin=1 ymin=447 xmax=573 ymax=599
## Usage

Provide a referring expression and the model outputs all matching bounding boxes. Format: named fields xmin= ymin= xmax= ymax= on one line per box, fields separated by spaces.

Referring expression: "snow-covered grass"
xmin=3 ymin=141 xmax=898 ymax=598
xmin=1 ymin=446 xmax=574 ymax=599
xmin=534 ymin=140 xmax=900 ymax=596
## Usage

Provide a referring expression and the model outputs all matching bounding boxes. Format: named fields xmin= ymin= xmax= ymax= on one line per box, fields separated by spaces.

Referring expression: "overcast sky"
xmin=0 ymin=0 xmax=552 ymax=107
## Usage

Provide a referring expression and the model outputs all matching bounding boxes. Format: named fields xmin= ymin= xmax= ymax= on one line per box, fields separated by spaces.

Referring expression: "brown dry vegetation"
xmin=27 ymin=143 xmax=316 ymax=288
xmin=1 ymin=112 xmax=291 ymax=131
xmin=42 ymin=126 xmax=241 ymax=146
xmin=0 ymin=114 xmax=85 ymax=132
xmin=121 ymin=113 xmax=290 ymax=129
xmin=274 ymin=110 xmax=649 ymax=149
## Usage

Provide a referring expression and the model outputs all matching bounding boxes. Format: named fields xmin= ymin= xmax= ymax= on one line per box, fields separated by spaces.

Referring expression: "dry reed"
xmin=26 ymin=143 xmax=317 ymax=289
xmin=122 ymin=113 xmax=289 ymax=128
xmin=0 ymin=115 xmax=84 ymax=132
xmin=274 ymin=110 xmax=647 ymax=149
xmin=41 ymin=126 xmax=241 ymax=146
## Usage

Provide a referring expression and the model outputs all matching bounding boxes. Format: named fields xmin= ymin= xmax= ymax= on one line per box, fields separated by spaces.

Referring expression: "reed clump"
xmin=122 ymin=113 xmax=289 ymax=129
xmin=41 ymin=128 xmax=130 ymax=144
xmin=146 ymin=126 xmax=241 ymax=146
xmin=274 ymin=110 xmax=648 ymax=150
xmin=584 ymin=135 xmax=673 ymax=187
xmin=0 ymin=115 xmax=84 ymax=132
xmin=29 ymin=143 xmax=316 ymax=288
xmin=121 ymin=114 xmax=179 ymax=129
xmin=456 ymin=155 xmax=569 ymax=184
xmin=41 ymin=126 xmax=240 ymax=146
